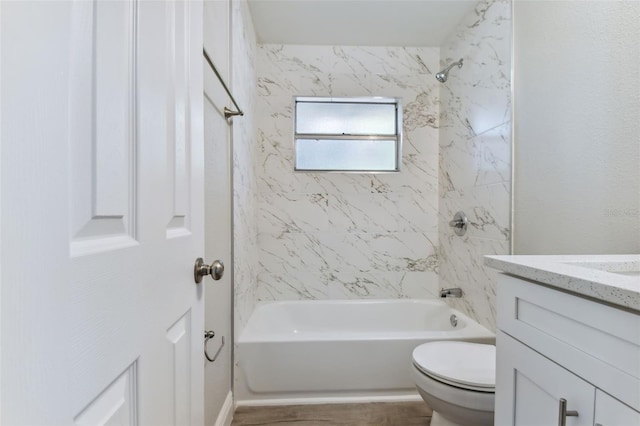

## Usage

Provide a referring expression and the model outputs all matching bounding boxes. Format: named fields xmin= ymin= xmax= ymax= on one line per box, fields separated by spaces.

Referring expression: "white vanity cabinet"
xmin=495 ymin=273 xmax=640 ymax=426
xmin=595 ymin=390 xmax=640 ymax=426
xmin=496 ymin=331 xmax=594 ymax=425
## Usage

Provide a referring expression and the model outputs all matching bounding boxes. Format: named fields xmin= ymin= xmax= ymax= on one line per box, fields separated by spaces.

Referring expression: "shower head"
xmin=435 ymin=58 xmax=464 ymax=83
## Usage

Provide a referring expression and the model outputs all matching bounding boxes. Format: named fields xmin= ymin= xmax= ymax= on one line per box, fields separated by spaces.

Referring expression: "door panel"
xmin=69 ymin=0 xmax=137 ymax=255
xmin=1 ymin=0 xmax=205 ymax=424
xmin=74 ymin=363 xmax=138 ymax=426
xmin=167 ymin=0 xmax=191 ymax=236
xmin=167 ymin=312 xmax=192 ymax=426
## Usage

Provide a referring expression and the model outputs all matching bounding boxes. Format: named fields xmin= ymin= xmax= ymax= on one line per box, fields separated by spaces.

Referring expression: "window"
xmin=294 ymin=97 xmax=402 ymax=172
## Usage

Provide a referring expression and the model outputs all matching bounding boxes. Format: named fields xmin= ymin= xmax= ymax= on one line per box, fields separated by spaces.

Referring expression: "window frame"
xmin=293 ymin=96 xmax=403 ymax=173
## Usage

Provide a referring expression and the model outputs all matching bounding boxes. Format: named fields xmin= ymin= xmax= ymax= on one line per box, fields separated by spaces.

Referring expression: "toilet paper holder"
xmin=204 ymin=330 xmax=225 ymax=363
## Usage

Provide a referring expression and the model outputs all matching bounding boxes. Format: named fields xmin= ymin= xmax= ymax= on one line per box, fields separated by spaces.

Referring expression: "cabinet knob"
xmin=558 ymin=398 xmax=579 ymax=426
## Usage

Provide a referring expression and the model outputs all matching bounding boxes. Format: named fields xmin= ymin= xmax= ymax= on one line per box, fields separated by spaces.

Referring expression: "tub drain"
xmin=450 ymin=314 xmax=458 ymax=327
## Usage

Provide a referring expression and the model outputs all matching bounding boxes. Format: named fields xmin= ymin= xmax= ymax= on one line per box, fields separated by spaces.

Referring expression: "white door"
xmin=1 ymin=0 xmax=206 ymax=424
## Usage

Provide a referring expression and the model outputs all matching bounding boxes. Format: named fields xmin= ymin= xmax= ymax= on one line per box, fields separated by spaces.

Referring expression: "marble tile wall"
xmin=255 ymin=45 xmax=442 ymax=301
xmin=231 ymin=0 xmax=259 ymax=337
xmin=438 ymin=0 xmax=512 ymax=331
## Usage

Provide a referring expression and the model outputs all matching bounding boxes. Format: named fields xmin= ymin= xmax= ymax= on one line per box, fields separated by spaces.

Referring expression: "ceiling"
xmin=247 ymin=0 xmax=478 ymax=47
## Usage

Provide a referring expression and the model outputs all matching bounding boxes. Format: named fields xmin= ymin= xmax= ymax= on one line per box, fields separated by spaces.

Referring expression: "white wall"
xmin=203 ymin=0 xmax=233 ymax=423
xmin=513 ymin=1 xmax=640 ymax=254
xmin=438 ymin=0 xmax=512 ymax=331
xmin=204 ymin=0 xmax=260 ymax=421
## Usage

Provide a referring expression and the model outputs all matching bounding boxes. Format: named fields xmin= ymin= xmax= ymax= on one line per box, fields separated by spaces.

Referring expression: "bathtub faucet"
xmin=440 ymin=288 xmax=463 ymax=298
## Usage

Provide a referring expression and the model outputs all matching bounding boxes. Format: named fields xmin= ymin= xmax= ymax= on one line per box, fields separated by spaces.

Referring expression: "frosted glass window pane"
xmin=295 ymin=139 xmax=397 ymax=171
xmin=296 ymin=102 xmax=396 ymax=135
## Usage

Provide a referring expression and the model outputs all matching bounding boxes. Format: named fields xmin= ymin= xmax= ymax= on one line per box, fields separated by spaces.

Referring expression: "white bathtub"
xmin=237 ymin=299 xmax=495 ymax=404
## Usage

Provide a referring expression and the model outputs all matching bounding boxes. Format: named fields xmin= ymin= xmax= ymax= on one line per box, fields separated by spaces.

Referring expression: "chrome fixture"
xmin=449 ymin=211 xmax=468 ymax=236
xmin=203 ymin=48 xmax=244 ymax=119
xmin=449 ymin=314 xmax=458 ymax=327
xmin=440 ymin=288 xmax=463 ymax=298
xmin=194 ymin=257 xmax=225 ymax=283
xmin=557 ymin=398 xmax=579 ymax=426
xmin=204 ymin=330 xmax=225 ymax=363
xmin=436 ymin=58 xmax=464 ymax=83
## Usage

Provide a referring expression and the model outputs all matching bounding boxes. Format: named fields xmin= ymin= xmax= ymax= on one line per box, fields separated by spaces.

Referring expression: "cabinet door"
xmin=496 ymin=331 xmax=595 ymax=426
xmin=595 ymin=390 xmax=640 ymax=426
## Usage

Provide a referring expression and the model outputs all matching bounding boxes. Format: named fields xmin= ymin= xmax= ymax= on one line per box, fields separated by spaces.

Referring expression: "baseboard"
xmin=235 ymin=393 xmax=422 ymax=407
xmin=214 ymin=391 xmax=234 ymax=426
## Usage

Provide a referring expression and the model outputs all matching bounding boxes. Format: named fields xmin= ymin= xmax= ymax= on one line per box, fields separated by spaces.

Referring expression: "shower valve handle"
xmin=449 ymin=219 xmax=465 ymax=228
xmin=448 ymin=211 xmax=468 ymax=236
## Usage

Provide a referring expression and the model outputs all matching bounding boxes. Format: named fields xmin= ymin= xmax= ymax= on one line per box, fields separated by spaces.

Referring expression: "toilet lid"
xmin=412 ymin=341 xmax=495 ymax=391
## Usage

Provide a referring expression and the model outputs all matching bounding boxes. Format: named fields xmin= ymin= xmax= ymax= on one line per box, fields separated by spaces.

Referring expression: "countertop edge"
xmin=484 ymin=255 xmax=640 ymax=312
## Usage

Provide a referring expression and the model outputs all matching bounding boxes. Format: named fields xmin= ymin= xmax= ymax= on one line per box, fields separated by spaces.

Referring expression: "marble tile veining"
xmin=438 ymin=0 xmax=512 ymax=332
xmin=240 ymin=0 xmax=512 ymax=333
xmin=256 ymin=44 xmax=441 ymax=301
xmin=232 ymin=0 xmax=259 ymax=338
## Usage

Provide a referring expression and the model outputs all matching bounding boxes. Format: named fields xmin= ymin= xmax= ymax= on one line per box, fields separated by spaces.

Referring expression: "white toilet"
xmin=411 ymin=341 xmax=495 ymax=426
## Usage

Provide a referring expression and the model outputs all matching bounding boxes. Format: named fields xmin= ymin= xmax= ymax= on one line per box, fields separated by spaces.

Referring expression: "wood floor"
xmin=231 ymin=401 xmax=432 ymax=426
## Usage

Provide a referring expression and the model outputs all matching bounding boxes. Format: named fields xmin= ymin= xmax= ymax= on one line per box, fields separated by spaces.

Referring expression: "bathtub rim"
xmin=238 ymin=298 xmax=495 ymax=343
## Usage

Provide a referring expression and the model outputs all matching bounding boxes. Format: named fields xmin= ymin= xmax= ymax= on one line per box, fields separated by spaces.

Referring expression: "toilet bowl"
xmin=411 ymin=341 xmax=495 ymax=426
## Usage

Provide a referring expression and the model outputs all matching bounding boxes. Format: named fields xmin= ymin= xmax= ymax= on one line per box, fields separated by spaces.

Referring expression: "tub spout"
xmin=440 ymin=288 xmax=463 ymax=298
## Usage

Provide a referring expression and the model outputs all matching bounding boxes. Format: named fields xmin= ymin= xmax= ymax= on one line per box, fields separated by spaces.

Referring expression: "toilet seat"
xmin=412 ymin=341 xmax=495 ymax=392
